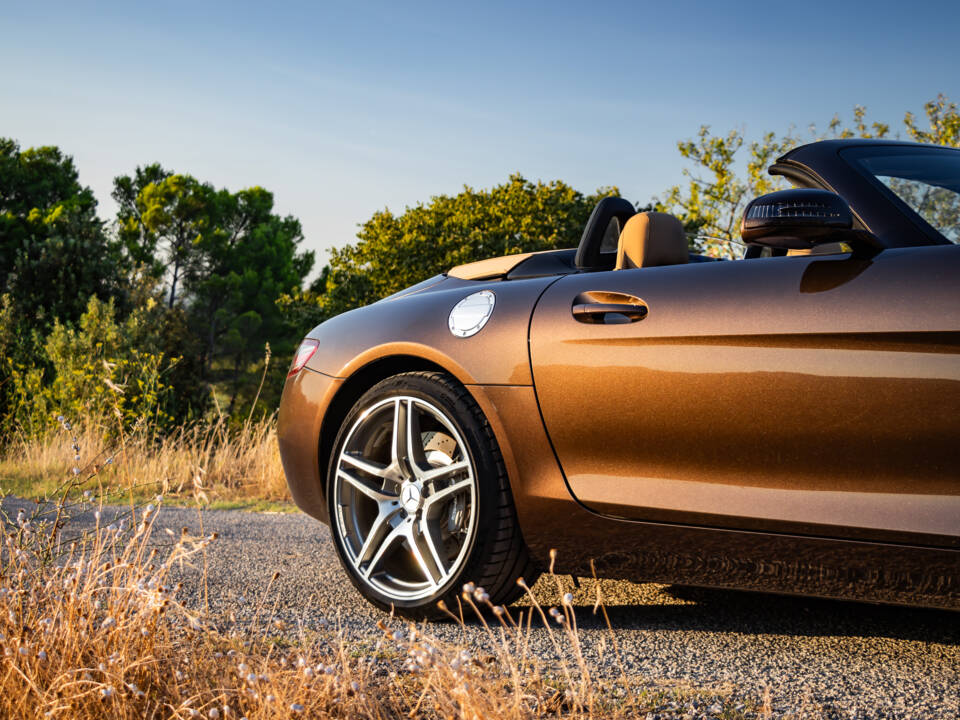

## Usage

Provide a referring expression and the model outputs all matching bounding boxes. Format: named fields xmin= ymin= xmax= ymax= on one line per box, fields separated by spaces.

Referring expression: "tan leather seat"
xmin=615 ymin=211 xmax=689 ymax=270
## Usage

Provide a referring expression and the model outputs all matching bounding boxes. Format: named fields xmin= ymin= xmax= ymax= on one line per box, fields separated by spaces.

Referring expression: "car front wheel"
xmin=326 ymin=371 xmax=537 ymax=618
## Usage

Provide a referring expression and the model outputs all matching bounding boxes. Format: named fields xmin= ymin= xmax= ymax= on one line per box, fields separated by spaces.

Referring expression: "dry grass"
xmin=0 ymin=415 xmax=288 ymax=510
xmin=0 ymin=417 xmax=764 ymax=719
xmin=0 ymin=496 xmax=756 ymax=719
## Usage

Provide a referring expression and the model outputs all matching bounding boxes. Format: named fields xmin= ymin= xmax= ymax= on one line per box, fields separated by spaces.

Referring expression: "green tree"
xmin=656 ymin=96 xmax=956 ymax=257
xmin=288 ymin=174 xmax=616 ymax=322
xmin=0 ymin=138 xmax=127 ymax=330
xmin=904 ymin=94 xmax=960 ymax=147
xmin=113 ymin=168 xmax=314 ymax=412
xmin=656 ymin=127 xmax=797 ymax=257
xmin=0 ymin=139 xmax=128 ymax=425
xmin=113 ymin=166 xmax=213 ymax=308
xmin=895 ymin=95 xmax=960 ymax=243
xmin=826 ymin=104 xmax=891 ymax=140
xmin=4 ymin=294 xmax=182 ymax=437
xmin=124 ymin=273 xmax=209 ymax=423
xmin=189 ymin=186 xmax=313 ymax=409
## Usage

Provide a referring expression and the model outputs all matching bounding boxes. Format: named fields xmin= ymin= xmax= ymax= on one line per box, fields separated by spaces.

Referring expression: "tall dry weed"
xmin=0 ymin=417 xmax=755 ymax=719
xmin=2 ymin=414 xmax=287 ymax=505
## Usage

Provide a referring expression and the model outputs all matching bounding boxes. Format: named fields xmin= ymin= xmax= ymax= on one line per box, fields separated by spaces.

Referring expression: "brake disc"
xmin=421 ymin=431 xmax=466 ymax=534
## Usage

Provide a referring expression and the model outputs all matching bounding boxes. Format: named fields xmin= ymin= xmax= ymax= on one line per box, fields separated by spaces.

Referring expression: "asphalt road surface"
xmin=5 ymin=497 xmax=959 ymax=718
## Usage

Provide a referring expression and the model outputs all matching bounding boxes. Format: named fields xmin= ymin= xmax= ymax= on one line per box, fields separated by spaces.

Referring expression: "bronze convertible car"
xmin=278 ymin=139 xmax=960 ymax=617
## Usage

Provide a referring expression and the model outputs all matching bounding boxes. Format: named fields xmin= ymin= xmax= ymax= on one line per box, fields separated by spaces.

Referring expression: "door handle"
xmin=572 ymin=302 xmax=648 ymax=323
xmin=571 ymin=291 xmax=648 ymax=324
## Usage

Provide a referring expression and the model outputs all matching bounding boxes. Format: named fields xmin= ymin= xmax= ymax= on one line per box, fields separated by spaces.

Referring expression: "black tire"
xmin=326 ymin=371 xmax=539 ymax=619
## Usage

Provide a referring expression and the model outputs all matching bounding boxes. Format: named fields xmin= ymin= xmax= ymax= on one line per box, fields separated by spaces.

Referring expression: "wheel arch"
xmin=318 ymin=355 xmax=462 ymax=502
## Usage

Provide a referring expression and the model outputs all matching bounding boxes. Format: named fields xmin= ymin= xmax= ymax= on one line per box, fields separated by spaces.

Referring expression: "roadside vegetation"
xmin=0 ymin=422 xmax=773 ymax=719
xmin=1 ymin=95 xmax=957 ymax=466
xmin=0 ymin=412 xmax=286 ymax=511
xmin=0 ymin=95 xmax=957 ymax=718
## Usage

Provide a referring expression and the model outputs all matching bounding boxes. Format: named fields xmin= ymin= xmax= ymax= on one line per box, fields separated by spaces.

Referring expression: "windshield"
xmin=841 ymin=145 xmax=960 ymax=244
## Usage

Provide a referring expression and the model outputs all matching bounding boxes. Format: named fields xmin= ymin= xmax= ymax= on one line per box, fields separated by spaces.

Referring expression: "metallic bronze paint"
xmin=278 ymin=141 xmax=960 ymax=611
xmin=530 ymin=246 xmax=960 ymax=549
xmin=282 ymin=375 xmax=960 ymax=610
xmin=301 ymin=276 xmax=557 ymax=385
xmin=459 ymin=387 xmax=960 ymax=610
xmin=277 ymin=367 xmax=342 ymax=523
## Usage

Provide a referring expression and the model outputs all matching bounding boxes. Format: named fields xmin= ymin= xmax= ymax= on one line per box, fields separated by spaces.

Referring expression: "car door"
xmin=529 ymin=245 xmax=960 ymax=547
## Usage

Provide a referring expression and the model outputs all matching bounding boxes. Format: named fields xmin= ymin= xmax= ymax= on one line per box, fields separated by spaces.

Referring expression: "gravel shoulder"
xmin=4 ymin=496 xmax=959 ymax=719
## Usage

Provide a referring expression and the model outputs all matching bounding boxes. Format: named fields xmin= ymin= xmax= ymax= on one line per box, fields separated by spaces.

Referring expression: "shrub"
xmin=5 ymin=295 xmax=177 ymax=438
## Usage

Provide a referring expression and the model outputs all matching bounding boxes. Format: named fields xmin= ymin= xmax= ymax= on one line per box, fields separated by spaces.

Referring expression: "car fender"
xmin=302 ymin=276 xmax=560 ymax=385
xmin=284 ymin=275 xmax=568 ymax=540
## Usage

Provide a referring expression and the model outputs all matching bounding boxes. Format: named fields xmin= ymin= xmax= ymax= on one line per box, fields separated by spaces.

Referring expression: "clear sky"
xmin=2 ymin=0 xmax=958 ymax=269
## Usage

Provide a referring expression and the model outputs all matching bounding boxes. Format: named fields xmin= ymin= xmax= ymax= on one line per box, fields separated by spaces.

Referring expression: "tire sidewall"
xmin=326 ymin=373 xmax=504 ymax=616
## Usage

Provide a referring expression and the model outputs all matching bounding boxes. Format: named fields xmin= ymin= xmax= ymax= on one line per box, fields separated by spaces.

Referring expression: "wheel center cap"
xmin=400 ymin=483 xmax=422 ymax=513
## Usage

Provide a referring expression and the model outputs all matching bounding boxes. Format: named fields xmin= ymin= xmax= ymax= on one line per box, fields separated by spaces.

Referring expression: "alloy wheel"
xmin=332 ymin=396 xmax=478 ymax=602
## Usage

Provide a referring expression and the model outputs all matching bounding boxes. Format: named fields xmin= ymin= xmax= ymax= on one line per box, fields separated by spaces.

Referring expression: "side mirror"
xmin=741 ymin=188 xmax=878 ymax=253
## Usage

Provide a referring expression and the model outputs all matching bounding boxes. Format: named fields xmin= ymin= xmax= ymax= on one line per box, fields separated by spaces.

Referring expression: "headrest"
xmin=615 ymin=212 xmax=689 ymax=269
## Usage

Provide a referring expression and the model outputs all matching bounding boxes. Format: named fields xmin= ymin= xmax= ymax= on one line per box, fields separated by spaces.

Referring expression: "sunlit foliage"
xmin=281 ymin=174 xmax=617 ymax=323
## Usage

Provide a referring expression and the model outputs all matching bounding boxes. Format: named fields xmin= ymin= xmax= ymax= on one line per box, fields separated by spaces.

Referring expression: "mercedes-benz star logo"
xmin=401 ymin=484 xmax=421 ymax=512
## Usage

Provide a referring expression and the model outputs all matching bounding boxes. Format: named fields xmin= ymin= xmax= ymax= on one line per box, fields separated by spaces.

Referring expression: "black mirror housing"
xmin=741 ymin=188 xmax=858 ymax=250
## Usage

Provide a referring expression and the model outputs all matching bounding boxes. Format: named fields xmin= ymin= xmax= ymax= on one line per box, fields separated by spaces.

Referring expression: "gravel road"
xmin=5 ymin=497 xmax=959 ymax=719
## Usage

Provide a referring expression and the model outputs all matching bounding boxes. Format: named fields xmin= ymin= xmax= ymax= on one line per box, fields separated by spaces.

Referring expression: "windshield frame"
xmin=839 ymin=144 xmax=960 ymax=246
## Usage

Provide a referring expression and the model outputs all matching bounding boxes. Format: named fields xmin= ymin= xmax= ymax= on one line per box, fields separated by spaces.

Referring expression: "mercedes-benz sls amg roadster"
xmin=278 ymin=139 xmax=960 ymax=617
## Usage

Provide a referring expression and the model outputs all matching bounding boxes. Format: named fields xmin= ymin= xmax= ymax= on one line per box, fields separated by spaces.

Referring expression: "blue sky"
xmin=2 ymin=0 xmax=958 ymax=268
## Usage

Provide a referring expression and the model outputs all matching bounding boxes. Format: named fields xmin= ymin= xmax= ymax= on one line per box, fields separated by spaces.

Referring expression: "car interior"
xmin=498 ymin=192 xmax=852 ymax=281
xmin=614 ymin=212 xmax=690 ymax=269
xmin=572 ymin=196 xmax=854 ymax=273
xmin=572 ymin=196 xmax=727 ymax=273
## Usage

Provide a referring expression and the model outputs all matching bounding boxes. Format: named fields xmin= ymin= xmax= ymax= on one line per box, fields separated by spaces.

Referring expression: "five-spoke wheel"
xmin=333 ymin=395 xmax=477 ymax=600
xmin=326 ymin=371 xmax=538 ymax=617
